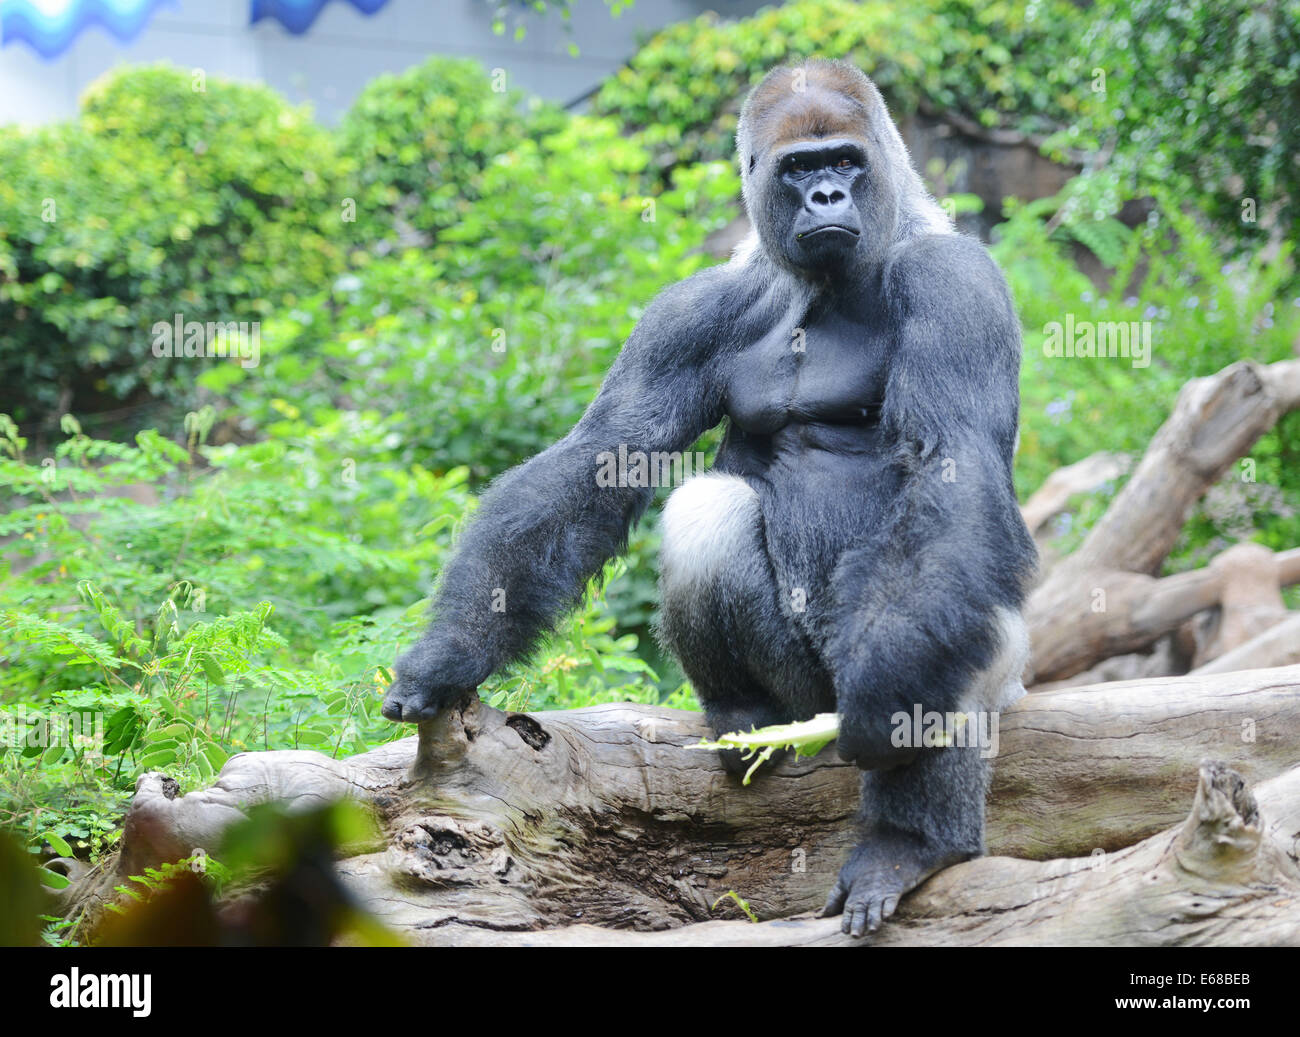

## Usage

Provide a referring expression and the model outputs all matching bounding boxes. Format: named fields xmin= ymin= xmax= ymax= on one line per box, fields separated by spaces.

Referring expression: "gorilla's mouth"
xmin=799 ymin=224 xmax=860 ymax=239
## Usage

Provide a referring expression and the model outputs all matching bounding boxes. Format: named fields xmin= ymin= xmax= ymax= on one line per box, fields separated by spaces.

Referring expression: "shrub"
xmin=0 ymin=409 xmax=670 ymax=844
xmin=0 ymin=64 xmax=349 ymax=426
xmin=994 ymin=190 xmax=1300 ymax=564
xmin=336 ymin=56 xmax=566 ymax=242
xmin=591 ymin=0 xmax=1092 ymax=173
xmin=1063 ymin=0 xmax=1300 ymax=251
xmin=219 ymin=117 xmax=738 ymax=478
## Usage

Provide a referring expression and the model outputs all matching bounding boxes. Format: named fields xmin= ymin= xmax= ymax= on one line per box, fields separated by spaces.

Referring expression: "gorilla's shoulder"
xmin=884 ymin=232 xmax=1016 ymax=328
xmin=641 ymin=258 xmax=768 ymax=334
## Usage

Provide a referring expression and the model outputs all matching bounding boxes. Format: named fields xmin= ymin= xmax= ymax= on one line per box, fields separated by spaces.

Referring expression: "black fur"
xmin=383 ymin=60 xmax=1037 ymax=936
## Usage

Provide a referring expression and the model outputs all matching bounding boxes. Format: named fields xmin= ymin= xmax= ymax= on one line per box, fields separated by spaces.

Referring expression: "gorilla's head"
xmin=736 ymin=60 xmax=947 ymax=279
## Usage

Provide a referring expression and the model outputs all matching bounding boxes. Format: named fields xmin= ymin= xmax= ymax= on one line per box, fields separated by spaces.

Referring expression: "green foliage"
xmin=223 ymin=118 xmax=738 ymax=478
xmin=336 ymin=56 xmax=565 ymax=241
xmin=994 ymin=189 xmax=1300 ymax=566
xmin=0 ymin=410 xmax=680 ymax=851
xmin=592 ymin=0 xmax=1093 ymax=173
xmin=1063 ymin=0 xmax=1300 ymax=249
xmin=0 ymin=65 xmax=350 ymax=425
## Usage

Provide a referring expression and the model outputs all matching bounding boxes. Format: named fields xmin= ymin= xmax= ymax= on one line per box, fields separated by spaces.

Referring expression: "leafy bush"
xmin=591 ymin=0 xmax=1092 ymax=172
xmin=0 ymin=409 xmax=671 ymax=848
xmin=0 ymin=64 xmax=349 ymax=426
xmin=1064 ymin=0 xmax=1300 ymax=250
xmin=336 ymin=56 xmax=566 ymax=241
xmin=220 ymin=117 xmax=738 ymax=478
xmin=994 ymin=190 xmax=1300 ymax=566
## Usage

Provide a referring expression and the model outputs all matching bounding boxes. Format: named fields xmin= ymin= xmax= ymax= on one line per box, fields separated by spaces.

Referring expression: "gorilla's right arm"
xmin=382 ymin=273 xmax=726 ymax=722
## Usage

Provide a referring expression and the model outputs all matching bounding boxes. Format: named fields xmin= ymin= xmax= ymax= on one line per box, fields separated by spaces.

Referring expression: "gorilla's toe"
xmin=823 ymin=833 xmax=942 ymax=938
xmin=841 ymin=891 xmax=900 ymax=937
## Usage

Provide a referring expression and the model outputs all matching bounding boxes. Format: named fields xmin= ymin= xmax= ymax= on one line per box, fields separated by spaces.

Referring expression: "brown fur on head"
xmin=736 ymin=60 xmax=880 ymax=174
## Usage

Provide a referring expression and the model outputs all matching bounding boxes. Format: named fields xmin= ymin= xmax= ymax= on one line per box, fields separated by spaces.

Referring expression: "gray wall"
xmin=0 ymin=0 xmax=771 ymax=126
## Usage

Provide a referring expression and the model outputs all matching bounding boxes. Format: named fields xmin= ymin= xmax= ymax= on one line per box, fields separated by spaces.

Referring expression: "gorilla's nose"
xmin=804 ymin=181 xmax=856 ymax=227
xmin=809 ymin=184 xmax=846 ymax=208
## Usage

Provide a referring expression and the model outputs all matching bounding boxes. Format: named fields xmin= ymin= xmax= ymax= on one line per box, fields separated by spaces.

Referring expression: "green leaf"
xmin=137 ymin=749 xmax=178 ymax=770
xmin=41 ymin=832 xmax=73 ymax=857
xmin=38 ymin=868 xmax=72 ymax=890
xmin=200 ymin=655 xmax=225 ymax=684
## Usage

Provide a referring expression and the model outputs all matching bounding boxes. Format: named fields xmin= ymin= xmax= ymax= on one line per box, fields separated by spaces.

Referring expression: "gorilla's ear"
xmin=748 ymin=155 xmax=756 ymax=173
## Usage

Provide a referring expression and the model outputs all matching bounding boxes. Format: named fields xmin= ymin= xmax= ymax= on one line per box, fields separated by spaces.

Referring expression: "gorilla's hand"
xmin=834 ymin=711 xmax=920 ymax=771
xmin=381 ymin=635 xmax=493 ymax=723
xmin=821 ymin=830 xmax=942 ymax=937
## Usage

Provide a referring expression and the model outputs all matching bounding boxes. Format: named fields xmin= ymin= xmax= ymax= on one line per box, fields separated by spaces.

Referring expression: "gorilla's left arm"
xmin=828 ymin=234 xmax=1037 ymax=768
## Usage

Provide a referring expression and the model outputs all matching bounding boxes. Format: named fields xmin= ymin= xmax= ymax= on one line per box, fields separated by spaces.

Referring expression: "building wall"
xmin=0 ymin=0 xmax=769 ymax=126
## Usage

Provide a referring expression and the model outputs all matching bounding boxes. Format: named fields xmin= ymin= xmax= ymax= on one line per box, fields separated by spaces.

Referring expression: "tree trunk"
xmin=72 ymin=665 xmax=1300 ymax=945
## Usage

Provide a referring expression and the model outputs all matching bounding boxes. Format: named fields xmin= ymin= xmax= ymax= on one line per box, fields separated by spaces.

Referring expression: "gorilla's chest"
xmin=723 ymin=308 xmax=890 ymax=435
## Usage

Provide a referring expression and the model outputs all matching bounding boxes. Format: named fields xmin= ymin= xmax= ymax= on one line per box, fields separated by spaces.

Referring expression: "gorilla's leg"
xmin=657 ymin=474 xmax=831 ymax=776
xmin=824 ymin=609 xmax=1029 ymax=935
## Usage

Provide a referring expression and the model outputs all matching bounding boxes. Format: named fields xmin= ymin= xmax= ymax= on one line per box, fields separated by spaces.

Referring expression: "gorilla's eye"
xmin=789 ymin=159 xmax=809 ymax=174
xmin=835 ymin=156 xmax=854 ymax=170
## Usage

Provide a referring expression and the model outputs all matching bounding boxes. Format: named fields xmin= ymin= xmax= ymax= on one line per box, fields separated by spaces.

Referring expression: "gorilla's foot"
xmin=821 ymin=831 xmax=967 ymax=937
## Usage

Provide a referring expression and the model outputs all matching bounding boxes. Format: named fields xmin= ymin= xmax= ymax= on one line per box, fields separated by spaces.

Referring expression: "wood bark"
xmin=415 ymin=761 xmax=1300 ymax=946
xmin=1025 ymin=358 xmax=1300 ymax=684
xmin=1027 ymin=544 xmax=1300 ymax=686
xmin=1020 ymin=450 xmax=1130 ymax=536
xmin=72 ymin=665 xmax=1300 ymax=946
xmin=1193 ymin=614 xmax=1300 ymax=675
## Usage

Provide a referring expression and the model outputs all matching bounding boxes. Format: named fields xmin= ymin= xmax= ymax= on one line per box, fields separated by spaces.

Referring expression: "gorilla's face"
xmin=750 ymin=126 xmax=895 ymax=280
xmin=771 ymin=138 xmax=867 ymax=272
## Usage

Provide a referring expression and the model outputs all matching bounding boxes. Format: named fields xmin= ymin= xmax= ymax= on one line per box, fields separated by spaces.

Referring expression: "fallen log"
xmin=401 ymin=761 xmax=1300 ymax=946
xmin=1025 ymin=358 xmax=1300 ymax=684
xmin=1058 ymin=359 xmax=1300 ymax=577
xmin=1027 ymin=544 xmax=1300 ymax=685
xmin=1194 ymin=614 xmax=1300 ymax=675
xmin=69 ymin=665 xmax=1300 ymax=945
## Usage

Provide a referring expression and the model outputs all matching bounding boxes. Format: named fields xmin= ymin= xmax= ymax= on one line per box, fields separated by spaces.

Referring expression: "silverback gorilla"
xmin=382 ymin=60 xmax=1037 ymax=936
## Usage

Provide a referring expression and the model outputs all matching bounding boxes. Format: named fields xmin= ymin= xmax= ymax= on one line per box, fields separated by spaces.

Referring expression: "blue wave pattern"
xmin=1 ymin=0 xmax=395 ymax=59
xmin=1 ymin=0 xmax=178 ymax=59
xmin=251 ymin=0 xmax=392 ymax=35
